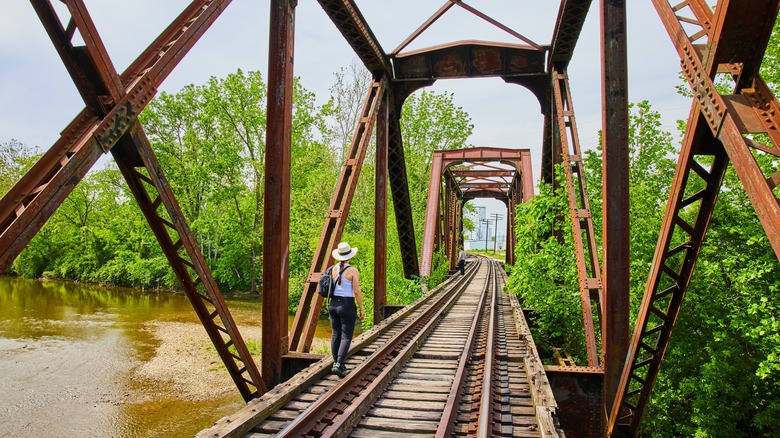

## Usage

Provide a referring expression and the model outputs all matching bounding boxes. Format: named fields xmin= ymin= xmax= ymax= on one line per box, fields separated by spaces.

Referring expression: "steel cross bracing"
xmin=0 ymin=0 xmax=265 ymax=400
xmin=609 ymin=0 xmax=780 ymax=434
xmin=288 ymin=78 xmax=386 ymax=354
xmin=552 ymin=67 xmax=603 ymax=368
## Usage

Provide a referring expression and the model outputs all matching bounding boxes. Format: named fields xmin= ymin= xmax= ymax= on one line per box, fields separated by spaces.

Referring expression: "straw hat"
xmin=332 ymin=242 xmax=358 ymax=261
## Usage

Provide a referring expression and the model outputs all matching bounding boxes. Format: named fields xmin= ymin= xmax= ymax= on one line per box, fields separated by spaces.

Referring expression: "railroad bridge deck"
xmin=198 ymin=257 xmax=563 ymax=437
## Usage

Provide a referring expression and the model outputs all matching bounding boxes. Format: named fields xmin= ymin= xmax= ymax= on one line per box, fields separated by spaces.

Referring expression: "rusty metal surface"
xmin=386 ymin=84 xmax=421 ymax=279
xmin=420 ymin=147 xmax=533 ymax=275
xmin=394 ymin=41 xmax=546 ymax=81
xmin=114 ymin=125 xmax=266 ymax=401
xmin=420 ymin=151 xmax=445 ymax=277
xmin=600 ymin=0 xmax=630 ymax=425
xmin=316 ymin=0 xmax=392 ymax=75
xmin=390 ymin=1 xmax=455 ymax=56
xmin=610 ymin=0 xmax=780 ymax=432
xmin=552 ymin=68 xmax=602 ymax=367
xmin=0 ymin=0 xmax=231 ymax=272
xmin=263 ymin=0 xmax=297 ymax=390
xmin=550 ymin=0 xmax=594 ymax=67
xmin=608 ymin=110 xmax=729 ymax=435
xmin=546 ymin=366 xmax=603 ymax=437
xmin=287 ymin=79 xmax=385 ymax=355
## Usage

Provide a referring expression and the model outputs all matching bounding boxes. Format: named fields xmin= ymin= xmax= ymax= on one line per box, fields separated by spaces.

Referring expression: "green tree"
xmin=0 ymin=139 xmax=39 ymax=197
xmin=506 ymin=174 xmax=586 ymax=361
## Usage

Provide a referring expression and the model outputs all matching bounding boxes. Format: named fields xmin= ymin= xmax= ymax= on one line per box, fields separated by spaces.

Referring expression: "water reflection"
xmin=0 ymin=277 xmax=332 ymax=437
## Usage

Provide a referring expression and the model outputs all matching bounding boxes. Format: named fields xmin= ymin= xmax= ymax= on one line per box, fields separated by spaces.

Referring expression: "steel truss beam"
xmin=552 ymin=67 xmax=602 ymax=368
xmin=0 ymin=0 xmax=265 ymax=401
xmin=550 ymin=0 xmax=594 ymax=68
xmin=288 ymin=78 xmax=385 ymax=353
xmin=610 ymin=0 xmax=780 ymax=433
xmin=316 ymin=0 xmax=392 ymax=75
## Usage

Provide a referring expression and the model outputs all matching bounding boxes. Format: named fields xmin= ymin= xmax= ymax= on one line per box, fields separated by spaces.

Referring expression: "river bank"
xmin=0 ymin=276 xmax=330 ymax=437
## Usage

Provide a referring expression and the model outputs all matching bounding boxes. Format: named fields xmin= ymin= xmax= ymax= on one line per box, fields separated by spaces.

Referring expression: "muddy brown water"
xmin=0 ymin=276 xmax=333 ymax=437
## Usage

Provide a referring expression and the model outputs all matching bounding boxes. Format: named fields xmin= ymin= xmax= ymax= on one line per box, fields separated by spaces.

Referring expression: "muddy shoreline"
xmin=0 ymin=276 xmax=331 ymax=437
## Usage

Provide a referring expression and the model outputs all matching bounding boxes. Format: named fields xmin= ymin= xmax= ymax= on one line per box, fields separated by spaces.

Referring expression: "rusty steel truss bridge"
xmin=1 ymin=0 xmax=779 ymax=436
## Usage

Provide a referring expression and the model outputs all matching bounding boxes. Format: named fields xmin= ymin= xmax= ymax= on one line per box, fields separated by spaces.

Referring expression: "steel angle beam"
xmin=552 ymin=67 xmax=602 ymax=368
xmin=288 ymin=79 xmax=385 ymax=354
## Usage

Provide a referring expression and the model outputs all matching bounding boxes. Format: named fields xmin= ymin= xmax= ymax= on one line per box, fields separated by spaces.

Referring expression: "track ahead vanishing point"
xmin=198 ymin=256 xmax=563 ymax=438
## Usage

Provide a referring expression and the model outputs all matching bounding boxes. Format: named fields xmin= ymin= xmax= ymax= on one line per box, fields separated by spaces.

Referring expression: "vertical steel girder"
xmin=552 ymin=68 xmax=603 ymax=368
xmin=387 ymin=86 xmax=421 ymax=279
xmin=600 ymin=0 xmax=630 ymax=428
xmin=420 ymin=152 xmax=445 ymax=278
xmin=374 ymin=83 xmax=390 ymax=325
xmin=610 ymin=0 xmax=780 ymax=433
xmin=504 ymin=149 xmax=534 ymax=266
xmin=263 ymin=0 xmax=297 ymax=389
xmin=0 ymin=0 xmax=266 ymax=400
xmin=287 ymin=79 xmax=385 ymax=354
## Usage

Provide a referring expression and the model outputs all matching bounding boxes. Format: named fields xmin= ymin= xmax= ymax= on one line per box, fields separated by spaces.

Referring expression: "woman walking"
xmin=328 ymin=242 xmax=365 ymax=377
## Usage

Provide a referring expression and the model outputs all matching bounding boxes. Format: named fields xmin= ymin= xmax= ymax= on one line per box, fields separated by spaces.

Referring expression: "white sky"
xmin=0 ymin=1 xmax=699 ymax=236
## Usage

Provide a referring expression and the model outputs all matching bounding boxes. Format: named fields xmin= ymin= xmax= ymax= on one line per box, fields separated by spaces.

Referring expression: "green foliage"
xmin=506 ymin=177 xmax=586 ymax=362
xmin=0 ymin=139 xmax=39 ymax=197
xmin=635 ymin=18 xmax=780 ymax=435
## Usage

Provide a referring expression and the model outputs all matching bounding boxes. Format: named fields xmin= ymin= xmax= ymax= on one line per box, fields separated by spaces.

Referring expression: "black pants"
xmin=329 ymin=296 xmax=357 ymax=364
xmin=458 ymin=259 xmax=465 ymax=275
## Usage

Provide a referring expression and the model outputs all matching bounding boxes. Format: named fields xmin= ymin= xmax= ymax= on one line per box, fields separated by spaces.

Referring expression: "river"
xmin=0 ymin=276 xmax=332 ymax=437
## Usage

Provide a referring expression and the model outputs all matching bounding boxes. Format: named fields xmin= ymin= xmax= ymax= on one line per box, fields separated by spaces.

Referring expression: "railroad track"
xmin=199 ymin=256 xmax=563 ymax=437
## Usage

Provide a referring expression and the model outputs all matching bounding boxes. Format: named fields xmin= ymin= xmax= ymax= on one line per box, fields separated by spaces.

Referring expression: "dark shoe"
xmin=330 ymin=362 xmax=347 ymax=377
xmin=332 ymin=362 xmax=346 ymax=378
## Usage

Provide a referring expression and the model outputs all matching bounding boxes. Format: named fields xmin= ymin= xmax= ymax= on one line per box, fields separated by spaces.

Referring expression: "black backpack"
xmin=318 ymin=265 xmax=344 ymax=299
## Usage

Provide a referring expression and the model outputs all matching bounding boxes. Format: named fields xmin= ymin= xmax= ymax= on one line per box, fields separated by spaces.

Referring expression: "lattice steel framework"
xmin=609 ymin=0 xmax=780 ymax=434
xmin=2 ymin=0 xmax=264 ymax=400
xmin=552 ymin=67 xmax=603 ymax=368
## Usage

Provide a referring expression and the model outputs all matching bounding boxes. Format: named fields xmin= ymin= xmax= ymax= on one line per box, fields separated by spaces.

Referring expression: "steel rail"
xmin=436 ymin=258 xmax=495 ymax=437
xmin=276 ymin=258 xmax=485 ymax=436
xmin=476 ymin=260 xmax=498 ymax=436
xmin=323 ymin=274 xmax=479 ymax=437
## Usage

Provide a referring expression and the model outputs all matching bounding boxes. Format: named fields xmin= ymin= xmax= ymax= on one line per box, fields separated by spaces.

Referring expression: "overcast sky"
xmin=1 ymin=1 xmax=700 ymax=236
